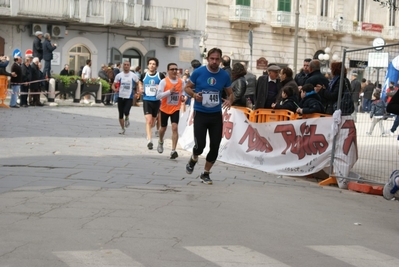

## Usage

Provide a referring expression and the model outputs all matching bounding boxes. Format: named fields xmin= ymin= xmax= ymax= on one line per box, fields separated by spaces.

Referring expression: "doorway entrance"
xmin=68 ymin=45 xmax=91 ymax=76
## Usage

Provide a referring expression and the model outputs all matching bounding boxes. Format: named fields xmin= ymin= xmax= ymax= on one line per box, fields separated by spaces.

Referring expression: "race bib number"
xmin=167 ymin=92 xmax=180 ymax=106
xmin=145 ymin=85 xmax=157 ymax=96
xmin=202 ymin=90 xmax=219 ymax=108
xmin=119 ymin=82 xmax=132 ymax=98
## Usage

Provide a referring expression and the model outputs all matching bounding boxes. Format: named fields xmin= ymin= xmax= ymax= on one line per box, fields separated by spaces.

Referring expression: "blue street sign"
xmin=12 ymin=49 xmax=21 ymax=58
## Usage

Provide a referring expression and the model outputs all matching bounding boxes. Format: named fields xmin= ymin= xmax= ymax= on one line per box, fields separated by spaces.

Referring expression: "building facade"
xmin=204 ymin=0 xmax=399 ymax=80
xmin=0 ymin=0 xmax=206 ymax=76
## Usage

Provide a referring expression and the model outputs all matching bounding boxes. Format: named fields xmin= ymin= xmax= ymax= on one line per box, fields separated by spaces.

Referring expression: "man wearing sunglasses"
xmin=155 ymin=63 xmax=183 ymax=159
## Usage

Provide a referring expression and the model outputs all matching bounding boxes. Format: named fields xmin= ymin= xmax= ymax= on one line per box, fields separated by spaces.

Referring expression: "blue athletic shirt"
xmin=189 ymin=65 xmax=231 ymax=113
xmin=142 ymin=72 xmax=163 ymax=101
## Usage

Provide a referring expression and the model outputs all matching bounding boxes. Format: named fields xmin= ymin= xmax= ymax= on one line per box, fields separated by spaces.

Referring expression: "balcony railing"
xmin=229 ymin=5 xmax=266 ymax=24
xmin=0 ymin=0 xmax=191 ymax=30
xmin=0 ymin=0 xmax=10 ymax=7
xmin=383 ymin=26 xmax=399 ymax=40
xmin=270 ymin=11 xmax=306 ymax=28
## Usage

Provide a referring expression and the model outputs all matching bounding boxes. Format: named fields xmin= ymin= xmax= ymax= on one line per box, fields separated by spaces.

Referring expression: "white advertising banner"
xmin=178 ymin=108 xmax=358 ymax=188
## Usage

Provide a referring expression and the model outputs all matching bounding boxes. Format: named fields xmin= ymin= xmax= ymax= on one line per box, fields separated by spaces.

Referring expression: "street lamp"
xmin=318 ymin=47 xmax=331 ymax=74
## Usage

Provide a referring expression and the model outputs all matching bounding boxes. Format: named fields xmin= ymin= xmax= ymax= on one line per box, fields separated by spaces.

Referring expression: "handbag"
xmin=333 ymin=78 xmax=355 ymax=115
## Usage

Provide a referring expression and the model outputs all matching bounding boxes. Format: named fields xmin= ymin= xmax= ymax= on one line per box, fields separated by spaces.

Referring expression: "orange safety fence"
xmin=299 ymin=113 xmax=332 ymax=119
xmin=252 ymin=108 xmax=296 ymax=123
xmin=231 ymin=106 xmax=254 ymax=121
xmin=0 ymin=75 xmax=9 ymax=108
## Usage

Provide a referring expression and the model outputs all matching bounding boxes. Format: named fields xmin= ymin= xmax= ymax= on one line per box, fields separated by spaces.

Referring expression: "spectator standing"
xmin=42 ymin=33 xmax=57 ymax=78
xmin=231 ymin=62 xmax=247 ymax=107
xmin=60 ymin=64 xmax=70 ymax=76
xmin=304 ymin=60 xmax=329 ymax=106
xmin=240 ymin=61 xmax=256 ymax=107
xmin=20 ymin=58 xmax=31 ymax=107
xmin=81 ymin=59 xmax=92 ymax=104
xmin=30 ymin=57 xmax=43 ymax=106
xmin=314 ymin=61 xmax=353 ymax=115
xmin=32 ymin=31 xmax=43 ymax=61
xmin=362 ymin=80 xmax=374 ymax=112
xmin=279 ymin=67 xmax=299 ymax=101
xmin=9 ymin=56 xmax=22 ymax=108
xmin=367 ymin=91 xmax=387 ymax=137
xmin=254 ymin=64 xmax=282 ymax=109
xmin=350 ymin=73 xmax=361 ymax=122
xmin=295 ymin=58 xmax=311 ymax=86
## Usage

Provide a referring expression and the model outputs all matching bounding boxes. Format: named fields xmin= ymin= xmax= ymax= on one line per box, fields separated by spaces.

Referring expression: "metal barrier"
xmin=330 ymin=43 xmax=399 ymax=185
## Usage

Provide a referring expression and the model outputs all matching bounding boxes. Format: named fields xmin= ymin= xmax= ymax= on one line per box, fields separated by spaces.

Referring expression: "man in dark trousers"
xmin=32 ymin=31 xmax=43 ymax=61
xmin=254 ymin=64 xmax=282 ymax=109
xmin=20 ymin=58 xmax=31 ymax=107
xmin=350 ymin=73 xmax=361 ymax=122
xmin=9 ymin=56 xmax=22 ymax=108
xmin=42 ymin=33 xmax=57 ymax=78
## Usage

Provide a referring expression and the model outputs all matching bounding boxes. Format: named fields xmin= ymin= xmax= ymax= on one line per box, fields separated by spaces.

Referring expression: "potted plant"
xmin=53 ymin=74 xmax=80 ymax=99
xmin=172 ymin=18 xmax=179 ymax=27
xmin=81 ymin=77 xmax=102 ymax=103
xmin=99 ymin=78 xmax=110 ymax=94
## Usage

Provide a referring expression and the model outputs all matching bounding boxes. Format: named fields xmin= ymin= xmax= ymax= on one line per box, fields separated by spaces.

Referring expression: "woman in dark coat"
xmin=231 ymin=62 xmax=247 ymax=107
xmin=315 ymin=62 xmax=353 ymax=115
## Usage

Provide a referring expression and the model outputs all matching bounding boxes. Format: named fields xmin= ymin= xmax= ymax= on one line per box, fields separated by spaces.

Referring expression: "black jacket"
xmin=281 ymin=78 xmax=299 ymax=102
xmin=274 ymin=95 xmax=298 ymax=112
xmin=299 ymin=92 xmax=325 ymax=114
xmin=231 ymin=76 xmax=247 ymax=107
xmin=244 ymin=72 xmax=256 ymax=96
xmin=294 ymin=70 xmax=308 ymax=86
xmin=43 ymin=39 xmax=56 ymax=61
xmin=30 ymin=63 xmax=40 ymax=90
xmin=21 ymin=63 xmax=31 ymax=85
xmin=319 ymin=76 xmax=352 ymax=115
xmin=304 ymin=70 xmax=329 ymax=106
xmin=363 ymin=84 xmax=374 ymax=99
xmin=60 ymin=68 xmax=69 ymax=76
xmin=33 ymin=36 xmax=43 ymax=60
xmin=11 ymin=62 xmax=22 ymax=83
xmin=350 ymin=79 xmax=361 ymax=102
xmin=254 ymin=75 xmax=282 ymax=109
xmin=387 ymin=88 xmax=399 ymax=115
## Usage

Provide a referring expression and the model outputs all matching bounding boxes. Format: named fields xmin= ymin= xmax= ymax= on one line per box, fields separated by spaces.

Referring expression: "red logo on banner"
xmin=239 ymin=124 xmax=273 ymax=153
xmin=222 ymin=110 xmax=234 ymax=140
xmin=274 ymin=123 xmax=328 ymax=160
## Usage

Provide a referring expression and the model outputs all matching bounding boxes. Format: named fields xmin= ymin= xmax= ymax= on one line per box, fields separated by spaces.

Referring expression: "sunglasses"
xmin=169 ymin=68 xmax=178 ymax=71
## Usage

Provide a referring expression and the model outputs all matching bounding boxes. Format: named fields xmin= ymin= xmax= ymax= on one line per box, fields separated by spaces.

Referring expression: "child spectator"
xmin=271 ymin=86 xmax=298 ymax=112
xmin=296 ymin=84 xmax=325 ymax=115
xmin=367 ymin=91 xmax=387 ymax=137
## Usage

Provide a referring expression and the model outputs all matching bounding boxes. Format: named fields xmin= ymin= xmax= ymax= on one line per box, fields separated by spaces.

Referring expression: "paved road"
xmin=1 ymin=103 xmax=398 ymax=267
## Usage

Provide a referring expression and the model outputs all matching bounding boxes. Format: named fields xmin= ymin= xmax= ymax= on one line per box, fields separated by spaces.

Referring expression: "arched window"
xmin=68 ymin=45 xmax=91 ymax=76
xmin=122 ymin=48 xmax=142 ymax=70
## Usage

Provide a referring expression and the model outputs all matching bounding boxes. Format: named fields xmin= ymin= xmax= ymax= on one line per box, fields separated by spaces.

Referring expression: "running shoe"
xmin=155 ymin=130 xmax=159 ymax=137
xmin=186 ymin=157 xmax=197 ymax=174
xmin=200 ymin=172 xmax=213 ymax=185
xmin=170 ymin=151 xmax=178 ymax=159
xmin=119 ymin=128 xmax=125 ymax=135
xmin=147 ymin=141 xmax=153 ymax=150
xmin=157 ymin=141 xmax=164 ymax=153
xmin=124 ymin=118 xmax=130 ymax=128
xmin=383 ymin=170 xmax=399 ymax=200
